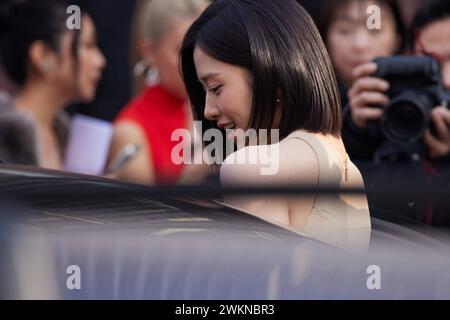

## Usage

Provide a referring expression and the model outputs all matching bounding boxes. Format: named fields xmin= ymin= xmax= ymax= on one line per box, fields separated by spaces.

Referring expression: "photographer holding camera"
xmin=342 ymin=0 xmax=450 ymax=225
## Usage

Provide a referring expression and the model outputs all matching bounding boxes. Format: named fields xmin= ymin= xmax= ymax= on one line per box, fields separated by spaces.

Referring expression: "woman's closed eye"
xmin=336 ymin=26 xmax=353 ymax=36
xmin=208 ymin=85 xmax=222 ymax=95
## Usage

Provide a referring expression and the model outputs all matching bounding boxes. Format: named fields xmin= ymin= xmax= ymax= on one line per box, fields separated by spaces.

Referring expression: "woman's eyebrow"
xmin=199 ymin=72 xmax=221 ymax=83
xmin=334 ymin=14 xmax=366 ymax=24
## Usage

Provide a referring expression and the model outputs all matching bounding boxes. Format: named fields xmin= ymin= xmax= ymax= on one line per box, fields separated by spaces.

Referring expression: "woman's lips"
xmin=217 ymin=122 xmax=235 ymax=130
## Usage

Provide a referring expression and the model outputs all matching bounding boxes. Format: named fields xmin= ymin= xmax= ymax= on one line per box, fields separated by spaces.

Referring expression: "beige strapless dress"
xmin=285 ymin=130 xmax=371 ymax=251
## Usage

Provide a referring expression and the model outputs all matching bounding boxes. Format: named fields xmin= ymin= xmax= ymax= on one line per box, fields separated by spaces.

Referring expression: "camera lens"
xmin=382 ymin=96 xmax=429 ymax=144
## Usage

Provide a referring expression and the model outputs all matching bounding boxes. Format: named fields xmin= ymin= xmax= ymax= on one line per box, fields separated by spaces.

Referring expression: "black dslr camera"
xmin=372 ymin=56 xmax=450 ymax=145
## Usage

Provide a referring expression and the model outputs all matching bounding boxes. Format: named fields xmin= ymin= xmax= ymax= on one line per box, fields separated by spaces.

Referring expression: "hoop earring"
xmin=133 ymin=60 xmax=149 ymax=78
xmin=146 ymin=66 xmax=160 ymax=86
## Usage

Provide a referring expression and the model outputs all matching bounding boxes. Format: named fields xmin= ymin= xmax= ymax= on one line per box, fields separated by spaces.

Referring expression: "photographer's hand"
xmin=424 ymin=106 xmax=450 ymax=159
xmin=347 ymin=62 xmax=390 ymax=128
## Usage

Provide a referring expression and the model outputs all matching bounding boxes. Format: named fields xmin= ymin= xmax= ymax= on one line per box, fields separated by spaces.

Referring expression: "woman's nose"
xmin=353 ymin=30 xmax=371 ymax=52
xmin=204 ymin=96 xmax=221 ymax=121
xmin=96 ymin=48 xmax=107 ymax=69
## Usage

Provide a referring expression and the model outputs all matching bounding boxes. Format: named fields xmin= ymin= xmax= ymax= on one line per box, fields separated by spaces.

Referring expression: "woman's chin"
xmin=79 ymin=91 xmax=96 ymax=104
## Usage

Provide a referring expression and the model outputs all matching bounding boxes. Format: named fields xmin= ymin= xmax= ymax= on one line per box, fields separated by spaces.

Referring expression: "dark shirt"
xmin=339 ymin=84 xmax=450 ymax=227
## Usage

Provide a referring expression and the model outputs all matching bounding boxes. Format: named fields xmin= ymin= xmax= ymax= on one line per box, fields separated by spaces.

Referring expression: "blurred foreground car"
xmin=1 ymin=164 xmax=450 ymax=299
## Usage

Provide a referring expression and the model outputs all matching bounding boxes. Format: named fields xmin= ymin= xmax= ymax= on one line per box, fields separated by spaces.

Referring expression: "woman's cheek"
xmin=79 ymin=73 xmax=93 ymax=101
xmin=329 ymin=37 xmax=347 ymax=62
xmin=330 ymin=45 xmax=350 ymax=74
xmin=221 ymin=92 xmax=239 ymax=121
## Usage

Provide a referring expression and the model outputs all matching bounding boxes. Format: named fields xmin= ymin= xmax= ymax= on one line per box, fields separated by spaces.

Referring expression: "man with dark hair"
xmin=342 ymin=0 xmax=450 ymax=226
xmin=411 ymin=0 xmax=450 ymax=95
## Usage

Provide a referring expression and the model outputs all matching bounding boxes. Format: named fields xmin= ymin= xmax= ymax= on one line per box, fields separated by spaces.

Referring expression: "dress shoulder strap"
xmin=285 ymin=131 xmax=345 ymax=185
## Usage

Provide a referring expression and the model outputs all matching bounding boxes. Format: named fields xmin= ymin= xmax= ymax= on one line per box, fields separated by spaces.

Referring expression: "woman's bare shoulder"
xmin=220 ymin=138 xmax=318 ymax=186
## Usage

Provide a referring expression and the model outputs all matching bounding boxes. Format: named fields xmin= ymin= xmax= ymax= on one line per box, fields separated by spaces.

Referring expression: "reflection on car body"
xmin=1 ymin=164 xmax=450 ymax=299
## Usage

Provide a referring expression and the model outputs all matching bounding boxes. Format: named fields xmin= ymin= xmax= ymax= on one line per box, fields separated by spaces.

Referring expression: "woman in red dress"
xmin=109 ymin=0 xmax=209 ymax=185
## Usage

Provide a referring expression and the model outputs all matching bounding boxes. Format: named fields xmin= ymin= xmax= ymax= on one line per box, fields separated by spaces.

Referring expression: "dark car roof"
xmin=1 ymin=164 xmax=450 ymax=300
xmin=0 ymin=164 xmax=317 ymax=243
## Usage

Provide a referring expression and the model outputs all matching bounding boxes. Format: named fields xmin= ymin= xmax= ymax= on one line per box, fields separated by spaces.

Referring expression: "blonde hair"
xmin=130 ymin=0 xmax=209 ymax=94
xmin=141 ymin=0 xmax=209 ymax=42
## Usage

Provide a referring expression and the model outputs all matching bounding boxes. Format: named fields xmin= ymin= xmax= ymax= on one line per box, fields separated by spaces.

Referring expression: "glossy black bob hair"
xmin=180 ymin=0 xmax=342 ymax=141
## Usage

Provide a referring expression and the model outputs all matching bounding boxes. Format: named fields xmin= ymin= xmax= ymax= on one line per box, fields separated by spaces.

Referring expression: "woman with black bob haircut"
xmin=181 ymin=0 xmax=371 ymax=250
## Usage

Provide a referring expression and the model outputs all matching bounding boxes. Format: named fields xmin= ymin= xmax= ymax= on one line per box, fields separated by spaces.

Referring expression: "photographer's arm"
xmin=342 ymin=105 xmax=381 ymax=159
xmin=342 ymin=63 xmax=390 ymax=160
xmin=106 ymin=122 xmax=155 ymax=185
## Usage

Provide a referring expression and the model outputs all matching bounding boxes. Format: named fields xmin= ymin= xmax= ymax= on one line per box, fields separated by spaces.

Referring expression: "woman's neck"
xmin=14 ymin=80 xmax=70 ymax=128
xmin=14 ymin=80 xmax=70 ymax=170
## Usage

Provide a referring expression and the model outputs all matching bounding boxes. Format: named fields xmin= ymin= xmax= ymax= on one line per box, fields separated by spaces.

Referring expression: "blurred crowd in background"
xmin=1 ymin=0 xmax=450 ymax=228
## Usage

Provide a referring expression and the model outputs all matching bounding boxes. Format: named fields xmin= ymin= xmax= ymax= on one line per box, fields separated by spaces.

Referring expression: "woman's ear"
xmin=28 ymin=40 xmax=57 ymax=78
xmin=276 ymin=89 xmax=283 ymax=105
xmin=139 ymin=37 xmax=156 ymax=66
xmin=273 ymin=89 xmax=283 ymax=129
